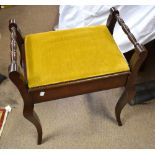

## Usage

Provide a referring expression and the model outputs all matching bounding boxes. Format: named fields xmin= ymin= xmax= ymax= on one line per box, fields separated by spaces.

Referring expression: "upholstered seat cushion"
xmin=25 ymin=25 xmax=129 ymax=88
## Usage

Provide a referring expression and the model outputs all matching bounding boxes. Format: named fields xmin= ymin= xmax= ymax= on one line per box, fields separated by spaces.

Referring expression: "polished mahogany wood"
xmin=106 ymin=7 xmax=119 ymax=34
xmin=8 ymin=7 xmax=148 ymax=144
xmin=29 ymin=72 xmax=130 ymax=103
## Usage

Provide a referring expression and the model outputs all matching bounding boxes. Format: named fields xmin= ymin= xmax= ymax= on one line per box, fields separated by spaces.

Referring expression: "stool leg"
xmin=115 ymin=87 xmax=135 ymax=126
xmin=9 ymin=72 xmax=43 ymax=144
xmin=23 ymin=103 xmax=42 ymax=145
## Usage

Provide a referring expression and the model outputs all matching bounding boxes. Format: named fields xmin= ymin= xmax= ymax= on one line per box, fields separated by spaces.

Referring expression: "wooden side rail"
xmin=9 ymin=19 xmax=27 ymax=82
xmin=9 ymin=19 xmax=24 ymax=52
xmin=9 ymin=19 xmax=28 ymax=96
xmin=106 ymin=7 xmax=148 ymax=75
xmin=9 ymin=23 xmax=18 ymax=73
xmin=107 ymin=7 xmax=146 ymax=52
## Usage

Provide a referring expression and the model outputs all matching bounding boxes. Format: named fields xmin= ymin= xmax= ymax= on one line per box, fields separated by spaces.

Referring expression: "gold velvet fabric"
xmin=25 ymin=25 xmax=129 ymax=88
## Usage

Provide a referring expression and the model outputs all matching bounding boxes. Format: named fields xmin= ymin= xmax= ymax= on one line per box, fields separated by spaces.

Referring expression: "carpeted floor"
xmin=0 ymin=6 xmax=155 ymax=149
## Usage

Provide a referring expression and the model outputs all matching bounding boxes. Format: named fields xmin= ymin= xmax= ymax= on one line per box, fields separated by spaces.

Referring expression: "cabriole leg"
xmin=23 ymin=103 xmax=43 ymax=145
xmin=115 ymin=86 xmax=135 ymax=126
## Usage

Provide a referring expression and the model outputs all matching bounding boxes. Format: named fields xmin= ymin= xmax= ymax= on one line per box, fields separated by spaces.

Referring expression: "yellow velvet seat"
xmin=25 ymin=25 xmax=129 ymax=88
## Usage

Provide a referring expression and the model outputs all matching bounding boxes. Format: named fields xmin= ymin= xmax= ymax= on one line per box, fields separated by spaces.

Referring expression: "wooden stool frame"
xmin=8 ymin=7 xmax=147 ymax=144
